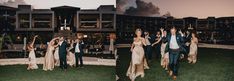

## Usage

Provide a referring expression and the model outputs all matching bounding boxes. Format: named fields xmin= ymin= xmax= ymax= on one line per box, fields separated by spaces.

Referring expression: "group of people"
xmin=127 ymin=27 xmax=198 ymax=81
xmin=27 ymin=34 xmax=85 ymax=71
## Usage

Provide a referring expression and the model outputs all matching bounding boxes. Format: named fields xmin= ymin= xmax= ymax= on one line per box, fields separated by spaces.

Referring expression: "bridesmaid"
xmin=126 ymin=28 xmax=149 ymax=81
xmin=27 ymin=35 xmax=38 ymax=70
xmin=160 ymin=29 xmax=169 ymax=70
xmin=188 ymin=31 xmax=198 ymax=64
xmin=67 ymin=39 xmax=76 ymax=67
xmin=54 ymin=39 xmax=60 ymax=66
xmin=43 ymin=37 xmax=59 ymax=71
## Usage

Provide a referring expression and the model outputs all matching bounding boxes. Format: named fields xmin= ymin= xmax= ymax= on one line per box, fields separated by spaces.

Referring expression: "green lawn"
xmin=116 ymin=47 xmax=234 ymax=81
xmin=0 ymin=65 xmax=115 ymax=81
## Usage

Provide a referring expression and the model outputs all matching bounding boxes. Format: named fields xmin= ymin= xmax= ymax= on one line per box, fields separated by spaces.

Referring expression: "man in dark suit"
xmin=162 ymin=27 xmax=185 ymax=80
xmin=71 ymin=36 xmax=85 ymax=68
xmin=144 ymin=31 xmax=153 ymax=62
xmin=58 ymin=36 xmax=68 ymax=70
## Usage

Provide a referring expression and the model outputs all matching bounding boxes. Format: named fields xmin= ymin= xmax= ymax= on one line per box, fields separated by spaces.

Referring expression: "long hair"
xmin=134 ymin=28 xmax=143 ymax=37
xmin=191 ymin=30 xmax=198 ymax=38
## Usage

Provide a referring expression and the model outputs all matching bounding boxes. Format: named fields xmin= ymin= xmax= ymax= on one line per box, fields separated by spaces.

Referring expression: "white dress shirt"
xmin=75 ymin=43 xmax=80 ymax=53
xmin=59 ymin=41 xmax=63 ymax=46
xmin=170 ymin=35 xmax=179 ymax=49
xmin=145 ymin=36 xmax=151 ymax=45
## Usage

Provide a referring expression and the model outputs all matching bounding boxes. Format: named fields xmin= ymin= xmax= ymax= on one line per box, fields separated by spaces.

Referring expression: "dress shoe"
xmin=172 ymin=76 xmax=177 ymax=80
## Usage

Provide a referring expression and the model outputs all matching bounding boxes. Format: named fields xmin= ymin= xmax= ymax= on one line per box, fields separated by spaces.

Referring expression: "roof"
xmin=51 ymin=5 xmax=80 ymax=11
xmin=0 ymin=5 xmax=17 ymax=10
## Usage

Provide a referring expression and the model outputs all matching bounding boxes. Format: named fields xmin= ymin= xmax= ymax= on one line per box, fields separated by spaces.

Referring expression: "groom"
xmin=71 ymin=35 xmax=85 ymax=68
xmin=58 ymin=36 xmax=68 ymax=71
xmin=162 ymin=27 xmax=185 ymax=80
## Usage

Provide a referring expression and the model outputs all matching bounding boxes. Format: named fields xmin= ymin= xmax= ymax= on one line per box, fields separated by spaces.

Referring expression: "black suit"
xmin=71 ymin=41 xmax=85 ymax=67
xmin=163 ymin=33 xmax=185 ymax=76
xmin=59 ymin=41 xmax=68 ymax=69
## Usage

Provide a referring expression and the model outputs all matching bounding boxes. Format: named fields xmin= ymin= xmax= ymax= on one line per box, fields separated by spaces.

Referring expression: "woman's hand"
xmin=34 ymin=35 xmax=38 ymax=38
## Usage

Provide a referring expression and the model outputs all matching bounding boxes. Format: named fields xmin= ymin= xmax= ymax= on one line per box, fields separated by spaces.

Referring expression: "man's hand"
xmin=160 ymin=28 xmax=164 ymax=32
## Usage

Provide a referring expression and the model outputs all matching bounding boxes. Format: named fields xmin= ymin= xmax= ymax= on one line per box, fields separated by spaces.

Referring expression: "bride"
xmin=27 ymin=35 xmax=38 ymax=70
xmin=43 ymin=37 xmax=60 ymax=71
xmin=126 ymin=28 xmax=149 ymax=81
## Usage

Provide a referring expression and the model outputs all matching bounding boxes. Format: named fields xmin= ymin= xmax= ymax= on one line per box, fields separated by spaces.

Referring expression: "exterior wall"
xmin=116 ymin=14 xmax=234 ymax=44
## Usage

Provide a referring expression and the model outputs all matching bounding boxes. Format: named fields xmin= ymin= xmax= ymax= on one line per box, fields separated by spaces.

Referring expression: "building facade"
xmin=1 ymin=5 xmax=116 ymax=45
xmin=116 ymin=14 xmax=234 ymax=44
xmin=1 ymin=5 xmax=234 ymax=44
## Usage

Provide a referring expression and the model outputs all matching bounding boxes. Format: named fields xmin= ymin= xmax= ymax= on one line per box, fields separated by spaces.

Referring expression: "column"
xmin=113 ymin=13 xmax=116 ymax=30
xmin=16 ymin=12 xmax=19 ymax=29
xmin=100 ymin=13 xmax=102 ymax=29
xmin=29 ymin=12 xmax=32 ymax=28
xmin=52 ymin=12 xmax=55 ymax=29
xmin=77 ymin=11 xmax=79 ymax=30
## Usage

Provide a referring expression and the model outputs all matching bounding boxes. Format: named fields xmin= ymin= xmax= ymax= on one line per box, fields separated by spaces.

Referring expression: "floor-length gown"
xmin=160 ymin=42 xmax=167 ymax=66
xmin=54 ymin=47 xmax=60 ymax=66
xmin=43 ymin=45 xmax=55 ymax=71
xmin=67 ymin=44 xmax=75 ymax=66
xmin=28 ymin=49 xmax=38 ymax=69
xmin=188 ymin=38 xmax=198 ymax=63
xmin=67 ymin=51 xmax=75 ymax=66
xmin=126 ymin=39 xmax=149 ymax=80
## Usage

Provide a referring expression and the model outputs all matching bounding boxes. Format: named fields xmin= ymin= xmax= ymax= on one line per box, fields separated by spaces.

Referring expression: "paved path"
xmin=1 ymin=43 xmax=233 ymax=66
xmin=0 ymin=57 xmax=115 ymax=66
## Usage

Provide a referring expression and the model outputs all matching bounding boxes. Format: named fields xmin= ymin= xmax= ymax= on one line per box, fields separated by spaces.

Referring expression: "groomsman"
xmin=162 ymin=27 xmax=185 ymax=80
xmin=71 ymin=34 xmax=85 ymax=68
xmin=58 ymin=36 xmax=68 ymax=71
xmin=144 ymin=31 xmax=153 ymax=62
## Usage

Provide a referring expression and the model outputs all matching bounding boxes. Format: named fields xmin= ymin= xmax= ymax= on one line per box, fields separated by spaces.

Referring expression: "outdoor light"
xmin=17 ymin=36 xmax=21 ymax=40
xmin=84 ymin=35 xmax=88 ymax=38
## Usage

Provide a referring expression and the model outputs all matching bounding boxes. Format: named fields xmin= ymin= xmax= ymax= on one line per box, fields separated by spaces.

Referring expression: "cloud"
xmin=1 ymin=0 xmax=28 ymax=8
xmin=116 ymin=0 xmax=160 ymax=17
xmin=116 ymin=0 xmax=128 ymax=14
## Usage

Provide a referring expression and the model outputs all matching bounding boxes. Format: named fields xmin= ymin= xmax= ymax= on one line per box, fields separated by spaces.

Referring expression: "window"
xmin=32 ymin=14 xmax=52 ymax=28
xmin=102 ymin=14 xmax=114 ymax=29
xmin=18 ymin=14 xmax=30 ymax=28
xmin=79 ymin=14 xmax=100 ymax=28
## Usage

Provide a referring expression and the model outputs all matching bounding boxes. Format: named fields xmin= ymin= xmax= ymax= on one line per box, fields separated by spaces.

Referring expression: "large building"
xmin=0 ymin=5 xmax=116 ymax=45
xmin=1 ymin=5 xmax=234 ymax=45
xmin=116 ymin=15 xmax=234 ymax=44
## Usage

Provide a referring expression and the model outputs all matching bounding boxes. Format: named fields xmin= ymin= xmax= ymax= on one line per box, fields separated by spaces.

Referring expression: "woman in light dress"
xmin=54 ymin=46 xmax=60 ymax=66
xmin=160 ymin=29 xmax=169 ymax=70
xmin=43 ymin=37 xmax=60 ymax=71
xmin=54 ymin=39 xmax=60 ymax=66
xmin=188 ymin=32 xmax=198 ymax=64
xmin=27 ymin=35 xmax=38 ymax=70
xmin=126 ymin=28 xmax=149 ymax=81
xmin=67 ymin=39 xmax=75 ymax=67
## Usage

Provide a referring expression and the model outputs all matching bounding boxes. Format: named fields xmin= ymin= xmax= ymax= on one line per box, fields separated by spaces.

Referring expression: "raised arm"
xmin=152 ymin=37 xmax=162 ymax=46
xmin=30 ymin=35 xmax=38 ymax=47
xmin=50 ymin=37 xmax=60 ymax=45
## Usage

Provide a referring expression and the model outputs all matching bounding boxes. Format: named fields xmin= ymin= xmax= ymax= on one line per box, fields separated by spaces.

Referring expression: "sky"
xmin=1 ymin=0 xmax=116 ymax=9
xmin=1 ymin=0 xmax=234 ymax=18
xmin=120 ymin=0 xmax=234 ymax=18
xmin=138 ymin=0 xmax=234 ymax=18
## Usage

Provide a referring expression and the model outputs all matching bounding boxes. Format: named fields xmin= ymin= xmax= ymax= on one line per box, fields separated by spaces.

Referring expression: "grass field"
xmin=0 ymin=47 xmax=234 ymax=81
xmin=0 ymin=65 xmax=115 ymax=81
xmin=116 ymin=47 xmax=234 ymax=81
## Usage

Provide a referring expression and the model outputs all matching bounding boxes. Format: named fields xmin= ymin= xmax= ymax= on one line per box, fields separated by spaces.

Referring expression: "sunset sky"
xmin=127 ymin=0 xmax=234 ymax=18
xmin=1 ymin=0 xmax=234 ymax=18
xmin=1 ymin=0 xmax=116 ymax=9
